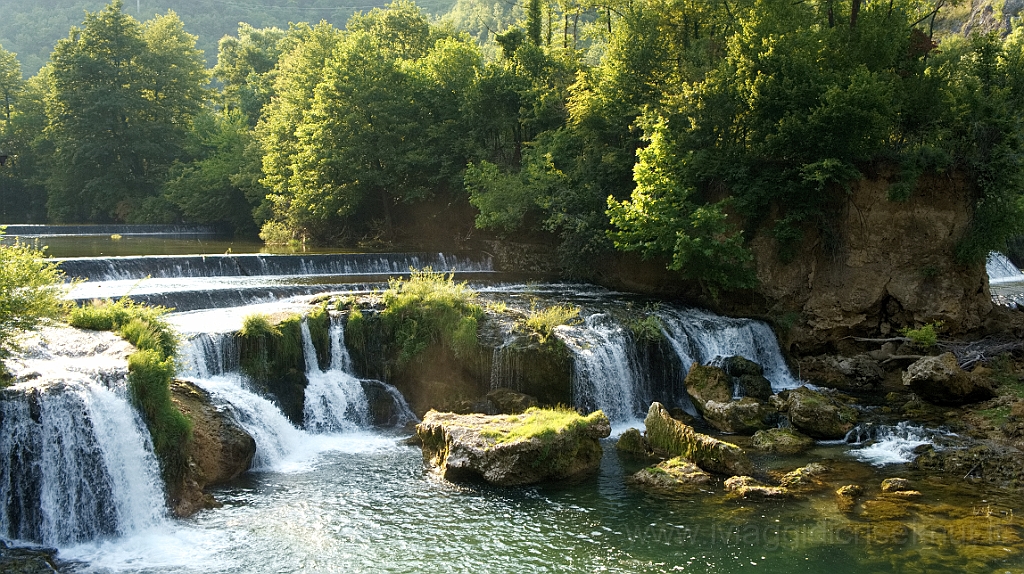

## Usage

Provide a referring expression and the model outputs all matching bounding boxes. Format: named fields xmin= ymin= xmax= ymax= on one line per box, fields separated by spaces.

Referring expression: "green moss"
xmin=978 ymin=405 xmax=1012 ymax=426
xmin=480 ymin=406 xmax=605 ymax=444
xmin=627 ymin=314 xmax=665 ymax=343
xmin=238 ymin=312 xmax=304 ymax=381
xmin=346 ymin=307 xmax=366 ymax=351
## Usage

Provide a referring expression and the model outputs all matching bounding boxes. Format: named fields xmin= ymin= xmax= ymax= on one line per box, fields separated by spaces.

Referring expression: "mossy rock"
xmin=644 ymin=402 xmax=753 ymax=476
xmin=784 ymin=386 xmax=858 ymax=440
xmin=701 ymin=397 xmax=775 ymax=434
xmin=616 ymin=427 xmax=652 ymax=458
xmin=416 ymin=408 xmax=611 ymax=485
xmin=632 ymin=457 xmax=711 ymax=492
xmin=778 ymin=462 xmax=828 ymax=489
xmin=750 ymin=427 xmax=815 ymax=455
xmin=723 ymin=476 xmax=790 ymax=499
xmin=685 ymin=364 xmax=732 ymax=407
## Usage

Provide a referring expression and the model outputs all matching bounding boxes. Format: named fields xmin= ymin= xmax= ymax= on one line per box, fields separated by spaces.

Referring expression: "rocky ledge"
xmin=416 ymin=407 xmax=611 ymax=486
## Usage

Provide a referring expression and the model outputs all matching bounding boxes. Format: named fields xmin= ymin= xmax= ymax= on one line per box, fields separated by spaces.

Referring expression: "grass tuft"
xmin=480 ymin=406 xmax=605 ymax=444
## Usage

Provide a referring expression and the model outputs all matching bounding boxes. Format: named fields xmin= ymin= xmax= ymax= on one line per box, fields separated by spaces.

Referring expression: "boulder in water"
xmin=416 ymin=408 xmax=610 ymax=486
xmin=170 ymin=380 xmax=256 ymax=517
xmin=778 ymin=463 xmax=828 ymax=489
xmin=701 ymin=397 xmax=775 ymax=434
xmin=644 ymin=402 xmax=753 ymax=476
xmin=780 ymin=387 xmax=858 ymax=440
xmin=902 ymin=353 xmax=995 ymax=405
xmin=723 ymin=476 xmax=790 ymax=499
xmin=631 ymin=457 xmax=712 ymax=492
xmin=616 ymin=427 xmax=653 ymax=458
xmin=685 ymin=364 xmax=773 ymax=434
xmin=721 ymin=356 xmax=773 ymax=400
xmin=750 ymin=427 xmax=815 ymax=454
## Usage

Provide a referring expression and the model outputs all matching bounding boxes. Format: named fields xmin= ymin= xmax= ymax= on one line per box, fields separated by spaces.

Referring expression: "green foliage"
xmin=239 ymin=313 xmax=280 ymax=338
xmin=346 ymin=307 xmax=367 ymax=351
xmin=127 ymin=349 xmax=191 ymax=484
xmin=522 ymin=302 xmax=579 ymax=343
xmin=628 ymin=314 xmax=664 ymax=343
xmin=238 ymin=312 xmax=304 ymax=381
xmin=900 ymin=321 xmax=944 ymax=348
xmin=0 ymin=231 xmax=69 ymax=362
xmin=69 ymin=297 xmax=177 ymax=358
xmin=380 ymin=268 xmax=484 ymax=365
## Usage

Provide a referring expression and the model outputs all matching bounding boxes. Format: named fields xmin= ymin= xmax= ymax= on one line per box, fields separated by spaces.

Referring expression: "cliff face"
xmin=749 ymin=172 xmax=992 ymax=352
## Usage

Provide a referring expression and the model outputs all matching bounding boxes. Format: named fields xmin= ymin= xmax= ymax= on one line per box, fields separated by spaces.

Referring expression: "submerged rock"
xmin=644 ymin=402 xmax=753 ymax=476
xmin=170 ymin=380 xmax=257 ymax=517
xmin=723 ymin=476 xmax=790 ymax=499
xmin=780 ymin=386 xmax=857 ymax=440
xmin=0 ymin=541 xmax=66 ymax=574
xmin=880 ymin=477 xmax=912 ymax=492
xmin=836 ymin=484 xmax=863 ymax=513
xmin=416 ymin=408 xmax=610 ymax=486
xmin=778 ymin=463 xmax=828 ymax=489
xmin=903 ymin=353 xmax=995 ymax=405
xmin=631 ymin=457 xmax=712 ymax=492
xmin=750 ymin=427 xmax=815 ymax=454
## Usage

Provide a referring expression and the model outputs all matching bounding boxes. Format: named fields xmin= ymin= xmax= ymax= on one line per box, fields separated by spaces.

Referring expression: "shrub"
xmin=900 ymin=321 xmax=944 ymax=348
xmin=0 ymin=231 xmax=69 ymax=364
xmin=380 ymin=269 xmax=484 ymax=365
xmin=70 ymin=297 xmax=177 ymax=357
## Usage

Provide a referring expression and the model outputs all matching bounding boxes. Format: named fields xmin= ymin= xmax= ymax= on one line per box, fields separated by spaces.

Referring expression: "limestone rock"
xmin=750 ymin=427 xmax=815 ymax=455
xmin=701 ymin=397 xmax=774 ymax=434
xmin=416 ymin=408 xmax=610 ymax=486
xmin=836 ymin=484 xmax=863 ymax=513
xmin=644 ymin=402 xmax=753 ymax=476
xmin=779 ymin=462 xmax=828 ymax=489
xmin=685 ymin=364 xmax=732 ymax=406
xmin=902 ymin=353 xmax=995 ymax=405
xmin=721 ymin=356 xmax=773 ymax=400
xmin=631 ymin=457 xmax=712 ymax=492
xmin=723 ymin=476 xmax=790 ymax=499
xmin=171 ymin=380 xmax=256 ymax=517
xmin=616 ymin=428 xmax=652 ymax=457
xmin=485 ymin=388 xmax=539 ymax=414
xmin=783 ymin=386 xmax=858 ymax=440
xmin=880 ymin=477 xmax=912 ymax=492
xmin=797 ymin=354 xmax=885 ymax=391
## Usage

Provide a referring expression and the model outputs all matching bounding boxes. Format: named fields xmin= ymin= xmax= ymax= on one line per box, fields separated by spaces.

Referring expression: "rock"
xmin=723 ymin=476 xmax=790 ymax=499
xmin=880 ymin=477 xmax=912 ymax=492
xmin=416 ymin=408 xmax=610 ymax=486
xmin=361 ymin=379 xmax=415 ymax=425
xmin=616 ymin=428 xmax=652 ymax=457
xmin=700 ymin=397 xmax=774 ymax=434
xmin=170 ymin=380 xmax=257 ymax=517
xmin=668 ymin=407 xmax=697 ymax=426
xmin=685 ymin=364 xmax=732 ymax=407
xmin=485 ymin=388 xmax=539 ymax=414
xmin=836 ymin=484 xmax=863 ymax=512
xmin=721 ymin=356 xmax=773 ymax=400
xmin=750 ymin=427 xmax=815 ymax=454
xmin=631 ymin=457 xmax=712 ymax=492
xmin=779 ymin=463 xmax=828 ymax=489
xmin=644 ymin=402 xmax=754 ymax=476
xmin=912 ymin=443 xmax=1024 ymax=486
xmin=902 ymin=353 xmax=996 ymax=405
xmin=783 ymin=386 xmax=858 ymax=440
xmin=734 ymin=374 xmax=773 ymax=401
xmin=0 ymin=541 xmax=66 ymax=574
xmin=797 ymin=354 xmax=885 ymax=391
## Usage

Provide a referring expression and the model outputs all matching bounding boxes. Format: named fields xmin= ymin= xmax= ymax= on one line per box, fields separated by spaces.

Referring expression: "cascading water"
xmin=656 ymin=307 xmax=800 ymax=391
xmin=0 ymin=330 xmax=167 ymax=547
xmin=301 ymin=318 xmax=371 ymax=433
xmin=845 ymin=422 xmax=952 ymax=465
xmin=556 ymin=313 xmax=646 ymax=424
xmin=987 ymin=251 xmax=1023 ymax=283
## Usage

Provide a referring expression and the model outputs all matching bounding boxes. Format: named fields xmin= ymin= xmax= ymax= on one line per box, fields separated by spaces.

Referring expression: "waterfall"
xmin=656 ymin=307 xmax=800 ymax=391
xmin=177 ymin=332 xmax=239 ymax=379
xmin=0 ymin=382 xmax=167 ymax=546
xmin=300 ymin=318 xmax=371 ymax=433
xmin=555 ymin=313 xmax=645 ymax=423
xmin=987 ymin=251 xmax=1023 ymax=283
xmin=58 ymin=252 xmax=494 ymax=282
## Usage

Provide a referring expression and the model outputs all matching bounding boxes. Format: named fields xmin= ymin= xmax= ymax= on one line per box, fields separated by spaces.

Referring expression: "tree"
xmin=213 ymin=24 xmax=289 ymax=125
xmin=0 ymin=230 xmax=68 ymax=376
xmin=44 ymin=1 xmax=207 ymax=223
xmin=0 ymin=44 xmax=22 ymax=127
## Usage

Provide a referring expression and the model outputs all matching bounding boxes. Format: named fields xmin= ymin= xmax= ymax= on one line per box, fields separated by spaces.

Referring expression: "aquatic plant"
xmin=522 ymin=302 xmax=580 ymax=343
